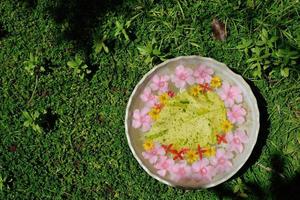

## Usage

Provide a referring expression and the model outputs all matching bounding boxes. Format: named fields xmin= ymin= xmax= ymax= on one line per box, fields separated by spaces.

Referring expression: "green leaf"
xmin=0 ymin=175 xmax=3 ymax=191
xmin=233 ymin=184 xmax=240 ymax=193
xmin=33 ymin=111 xmax=40 ymax=119
xmin=23 ymin=120 xmax=31 ymax=127
xmin=138 ymin=47 xmax=150 ymax=56
xmin=152 ymin=49 xmax=161 ymax=56
xmin=94 ymin=42 xmax=103 ymax=54
xmin=75 ymin=54 xmax=83 ymax=65
xmin=22 ymin=111 xmax=31 ymax=120
xmin=145 ymin=56 xmax=152 ymax=64
xmin=33 ymin=124 xmax=42 ymax=133
xmin=283 ymin=142 xmax=297 ymax=154
xmin=67 ymin=61 xmax=78 ymax=68
xmin=280 ymin=67 xmax=289 ymax=77
xmin=103 ymin=43 xmax=109 ymax=53
xmin=253 ymin=67 xmax=262 ymax=78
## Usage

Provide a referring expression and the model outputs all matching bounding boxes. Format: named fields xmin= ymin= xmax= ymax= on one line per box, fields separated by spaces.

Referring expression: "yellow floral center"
xmin=185 ymin=150 xmax=198 ymax=164
xmin=190 ymin=85 xmax=201 ymax=96
xmin=221 ymin=120 xmax=233 ymax=133
xmin=159 ymin=93 xmax=169 ymax=104
xmin=143 ymin=140 xmax=154 ymax=151
xmin=148 ymin=108 xmax=160 ymax=120
xmin=211 ymin=76 xmax=222 ymax=88
xmin=204 ymin=146 xmax=216 ymax=157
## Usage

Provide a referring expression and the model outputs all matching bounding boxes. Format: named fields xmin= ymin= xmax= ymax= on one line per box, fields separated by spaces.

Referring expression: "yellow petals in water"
xmin=148 ymin=108 xmax=160 ymax=120
xmin=211 ymin=76 xmax=222 ymax=88
xmin=204 ymin=146 xmax=216 ymax=157
xmin=159 ymin=93 xmax=169 ymax=104
xmin=221 ymin=120 xmax=233 ymax=133
xmin=185 ymin=150 xmax=198 ymax=164
xmin=143 ymin=140 xmax=154 ymax=151
xmin=190 ymin=85 xmax=201 ymax=96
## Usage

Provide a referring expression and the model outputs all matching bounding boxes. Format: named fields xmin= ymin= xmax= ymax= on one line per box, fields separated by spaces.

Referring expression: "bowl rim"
xmin=124 ymin=55 xmax=260 ymax=189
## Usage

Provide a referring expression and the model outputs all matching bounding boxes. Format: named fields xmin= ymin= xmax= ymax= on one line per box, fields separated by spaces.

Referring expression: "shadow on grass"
xmin=234 ymin=79 xmax=270 ymax=177
xmin=212 ymin=79 xmax=300 ymax=199
xmin=49 ymin=0 xmax=124 ymax=51
xmin=213 ymin=154 xmax=300 ymax=199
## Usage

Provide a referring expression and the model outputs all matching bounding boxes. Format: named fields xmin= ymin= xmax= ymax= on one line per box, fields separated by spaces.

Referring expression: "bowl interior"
xmin=125 ymin=56 xmax=260 ymax=188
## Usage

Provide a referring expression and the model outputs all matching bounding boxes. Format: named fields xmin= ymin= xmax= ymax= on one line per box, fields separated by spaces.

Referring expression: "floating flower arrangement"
xmin=131 ymin=64 xmax=249 ymax=183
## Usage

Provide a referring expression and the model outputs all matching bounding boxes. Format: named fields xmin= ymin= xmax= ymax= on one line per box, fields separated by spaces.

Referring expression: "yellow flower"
xmin=159 ymin=93 xmax=169 ymax=104
xmin=222 ymin=120 xmax=233 ymax=133
xmin=210 ymin=76 xmax=222 ymax=88
xmin=148 ymin=108 xmax=160 ymax=120
xmin=185 ymin=150 xmax=198 ymax=164
xmin=204 ymin=146 xmax=216 ymax=157
xmin=190 ymin=85 xmax=201 ymax=96
xmin=143 ymin=140 xmax=154 ymax=151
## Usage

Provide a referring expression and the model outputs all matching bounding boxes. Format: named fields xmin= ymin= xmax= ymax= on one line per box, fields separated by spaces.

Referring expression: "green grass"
xmin=1 ymin=0 xmax=300 ymax=199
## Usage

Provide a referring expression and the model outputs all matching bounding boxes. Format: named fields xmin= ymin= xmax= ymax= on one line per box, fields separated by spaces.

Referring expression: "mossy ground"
xmin=1 ymin=0 xmax=299 ymax=199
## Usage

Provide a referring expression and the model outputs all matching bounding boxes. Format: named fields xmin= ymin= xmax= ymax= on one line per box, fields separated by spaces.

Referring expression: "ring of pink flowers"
xmin=135 ymin=65 xmax=249 ymax=182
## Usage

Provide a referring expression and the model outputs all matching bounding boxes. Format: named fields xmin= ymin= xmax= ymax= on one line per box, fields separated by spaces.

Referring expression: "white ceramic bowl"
xmin=125 ymin=56 xmax=259 ymax=188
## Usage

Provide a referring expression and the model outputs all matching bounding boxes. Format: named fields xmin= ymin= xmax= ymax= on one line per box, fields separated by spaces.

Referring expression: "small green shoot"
xmin=93 ymin=35 xmax=109 ymax=55
xmin=22 ymin=111 xmax=43 ymax=133
xmin=233 ymin=178 xmax=249 ymax=198
xmin=114 ymin=20 xmax=131 ymax=42
xmin=137 ymin=38 xmax=164 ymax=64
xmin=67 ymin=54 xmax=91 ymax=79
xmin=237 ymin=28 xmax=299 ymax=78
xmin=23 ymin=53 xmax=45 ymax=76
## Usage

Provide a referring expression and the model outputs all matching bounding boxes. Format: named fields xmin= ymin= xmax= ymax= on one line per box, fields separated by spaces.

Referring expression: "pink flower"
xmin=154 ymin=155 xmax=174 ymax=177
xmin=170 ymin=161 xmax=192 ymax=181
xmin=171 ymin=65 xmax=194 ymax=89
xmin=226 ymin=130 xmax=249 ymax=153
xmin=132 ymin=108 xmax=152 ymax=132
xmin=150 ymin=75 xmax=169 ymax=93
xmin=140 ymin=87 xmax=158 ymax=107
xmin=218 ymin=82 xmax=243 ymax=107
xmin=142 ymin=143 xmax=165 ymax=164
xmin=193 ymin=64 xmax=214 ymax=84
xmin=192 ymin=158 xmax=215 ymax=182
xmin=227 ymin=104 xmax=247 ymax=124
xmin=210 ymin=149 xmax=233 ymax=173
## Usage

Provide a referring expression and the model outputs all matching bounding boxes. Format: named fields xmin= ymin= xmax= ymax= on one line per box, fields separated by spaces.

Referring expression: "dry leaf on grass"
xmin=212 ymin=18 xmax=227 ymax=41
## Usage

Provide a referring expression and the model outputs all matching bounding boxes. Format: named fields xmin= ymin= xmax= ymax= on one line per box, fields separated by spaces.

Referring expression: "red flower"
xmin=216 ymin=134 xmax=227 ymax=144
xmin=197 ymin=144 xmax=207 ymax=160
xmin=167 ymin=90 xmax=175 ymax=98
xmin=199 ymin=83 xmax=212 ymax=93
xmin=162 ymin=144 xmax=173 ymax=154
xmin=154 ymin=103 xmax=164 ymax=111
xmin=170 ymin=147 xmax=189 ymax=160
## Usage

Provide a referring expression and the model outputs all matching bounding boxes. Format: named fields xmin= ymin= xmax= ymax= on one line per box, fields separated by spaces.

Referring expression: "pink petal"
xmin=161 ymin=75 xmax=169 ymax=82
xmin=236 ymin=116 xmax=245 ymax=124
xmin=133 ymin=109 xmax=140 ymax=119
xmin=141 ymin=123 xmax=151 ymax=132
xmin=141 ymin=107 xmax=150 ymax=116
xmin=150 ymin=83 xmax=159 ymax=91
xmin=237 ymin=144 xmax=244 ymax=153
xmin=222 ymin=82 xmax=230 ymax=91
xmin=132 ymin=120 xmax=141 ymax=128
xmin=152 ymin=75 xmax=160 ymax=84
xmin=142 ymin=152 xmax=150 ymax=159
xmin=149 ymin=156 xmax=158 ymax=164
xmin=192 ymin=162 xmax=201 ymax=172
xmin=235 ymin=94 xmax=243 ymax=103
xmin=157 ymin=169 xmax=167 ymax=177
